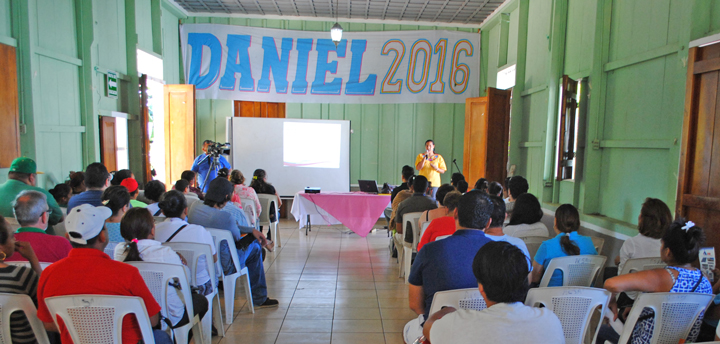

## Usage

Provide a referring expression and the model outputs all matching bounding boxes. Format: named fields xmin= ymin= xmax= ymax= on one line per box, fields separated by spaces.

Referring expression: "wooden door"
xmin=0 ymin=44 xmax=20 ymax=167
xmin=234 ymin=101 xmax=286 ymax=118
xmin=677 ymin=43 xmax=720 ymax=251
xmin=164 ymin=85 xmax=196 ymax=185
xmin=138 ymin=75 xmax=151 ymax=184
xmin=463 ymin=87 xmax=512 ymax=185
xmin=99 ymin=116 xmax=118 ymax=172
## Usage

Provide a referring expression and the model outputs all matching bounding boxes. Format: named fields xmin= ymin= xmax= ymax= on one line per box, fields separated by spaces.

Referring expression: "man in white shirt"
xmin=423 ymin=241 xmax=565 ymax=344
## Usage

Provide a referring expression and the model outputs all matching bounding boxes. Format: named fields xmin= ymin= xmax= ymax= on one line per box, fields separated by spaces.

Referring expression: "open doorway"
xmin=137 ymin=50 xmax=166 ymax=184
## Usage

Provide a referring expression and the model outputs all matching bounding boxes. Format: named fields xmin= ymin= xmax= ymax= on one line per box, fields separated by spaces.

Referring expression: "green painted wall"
xmin=181 ymin=17 xmax=473 ymax=186
xmin=480 ymin=0 xmax=707 ymax=236
xmin=2 ymin=0 xmax=183 ymax=187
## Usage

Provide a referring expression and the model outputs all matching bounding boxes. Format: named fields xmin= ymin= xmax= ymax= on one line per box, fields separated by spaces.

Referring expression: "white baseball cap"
xmin=65 ymin=204 xmax=112 ymax=245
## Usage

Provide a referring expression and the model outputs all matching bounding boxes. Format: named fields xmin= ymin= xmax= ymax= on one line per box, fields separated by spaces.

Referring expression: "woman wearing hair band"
xmin=415 ymin=139 xmax=446 ymax=200
xmin=114 ymin=207 xmax=208 ymax=328
xmin=601 ymin=219 xmax=712 ymax=344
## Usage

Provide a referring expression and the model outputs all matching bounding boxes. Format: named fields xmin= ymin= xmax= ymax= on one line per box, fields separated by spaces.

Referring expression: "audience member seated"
xmin=456 ymin=180 xmax=469 ymax=193
xmin=473 ymin=178 xmax=488 ymax=193
xmin=389 ymin=176 xmax=414 ymax=233
xmin=187 ymin=179 xmax=278 ymax=308
xmin=601 ymin=219 xmax=712 ymax=344
xmin=68 ymin=171 xmax=86 ymax=196
xmin=396 ymin=176 xmax=438 ymax=244
xmin=230 ymin=169 xmax=261 ymax=225
xmin=37 ymin=204 xmax=171 ymax=344
xmin=488 ymin=181 xmax=503 ymax=197
xmin=181 ymin=170 xmax=204 ymax=200
xmin=101 ymin=185 xmax=131 ymax=242
xmin=531 ymin=204 xmax=596 ymax=287
xmin=0 ymin=217 xmax=42 ymax=344
xmin=120 ymin=178 xmax=146 ymax=208
xmin=155 ymin=191 xmax=217 ymax=296
xmin=144 ymin=180 xmax=166 ymax=217
xmin=174 ymin=179 xmax=200 ymax=209
xmin=217 ymin=167 xmax=230 ymax=180
xmin=484 ymin=196 xmax=531 ymax=270
xmin=49 ymin=183 xmax=72 ymax=208
xmin=6 ymin=191 xmax=71 ymax=263
xmin=503 ymin=193 xmax=549 ymax=238
xmin=115 ymin=207 xmax=208 ymax=328
xmin=450 ymin=172 xmax=465 ymax=190
xmin=423 ymin=241 xmax=564 ymax=344
xmin=111 ymin=169 xmax=133 ymax=186
xmin=250 ymin=169 xmax=281 ymax=240
xmin=615 ymin=198 xmax=670 ymax=274
xmin=419 ymin=184 xmax=457 ymax=229
xmin=403 ymin=191 xmax=493 ymax=343
xmin=67 ymin=162 xmax=112 ymax=212
xmin=505 ymin=175 xmax=528 ymax=214
xmin=416 ymin=191 xmax=461 ymax=251
xmin=0 ymin=157 xmax=63 ymax=226
xmin=391 ymin=165 xmax=415 ymax=203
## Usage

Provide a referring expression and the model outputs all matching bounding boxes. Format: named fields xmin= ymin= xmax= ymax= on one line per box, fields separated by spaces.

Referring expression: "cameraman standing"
xmin=192 ymin=140 xmax=232 ymax=193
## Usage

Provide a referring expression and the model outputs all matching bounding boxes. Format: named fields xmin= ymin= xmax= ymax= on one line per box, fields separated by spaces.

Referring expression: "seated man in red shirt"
xmin=416 ymin=191 xmax=462 ymax=251
xmin=36 ymin=204 xmax=171 ymax=344
xmin=6 ymin=190 xmax=71 ymax=262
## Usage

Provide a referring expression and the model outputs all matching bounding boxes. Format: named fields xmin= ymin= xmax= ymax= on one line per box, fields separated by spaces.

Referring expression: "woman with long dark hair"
xmin=503 ymin=193 xmax=549 ymax=238
xmin=531 ymin=204 xmax=597 ymax=287
xmin=115 ymin=207 xmax=208 ymax=328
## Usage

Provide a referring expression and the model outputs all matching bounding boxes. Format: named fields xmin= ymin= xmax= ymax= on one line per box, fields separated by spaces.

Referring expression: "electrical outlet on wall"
xmin=19 ymin=124 xmax=26 ymax=135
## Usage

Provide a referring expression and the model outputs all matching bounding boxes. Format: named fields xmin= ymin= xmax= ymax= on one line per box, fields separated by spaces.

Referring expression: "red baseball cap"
xmin=120 ymin=178 xmax=139 ymax=193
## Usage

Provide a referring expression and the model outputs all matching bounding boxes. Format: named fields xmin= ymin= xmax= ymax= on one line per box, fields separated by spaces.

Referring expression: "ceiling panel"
xmin=174 ymin=0 xmax=506 ymax=26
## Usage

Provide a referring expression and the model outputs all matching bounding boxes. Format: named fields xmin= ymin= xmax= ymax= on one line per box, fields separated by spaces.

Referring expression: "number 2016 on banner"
xmin=381 ymin=38 xmax=473 ymax=95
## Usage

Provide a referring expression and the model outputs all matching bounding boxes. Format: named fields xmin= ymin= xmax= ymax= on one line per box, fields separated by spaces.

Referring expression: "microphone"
xmin=452 ymin=158 xmax=461 ymax=172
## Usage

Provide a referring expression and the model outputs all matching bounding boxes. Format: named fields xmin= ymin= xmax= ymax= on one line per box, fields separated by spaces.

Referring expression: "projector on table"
xmin=304 ymin=187 xmax=321 ymax=194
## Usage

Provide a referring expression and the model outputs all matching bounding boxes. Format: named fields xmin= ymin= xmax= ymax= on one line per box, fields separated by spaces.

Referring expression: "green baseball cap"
xmin=9 ymin=157 xmax=43 ymax=174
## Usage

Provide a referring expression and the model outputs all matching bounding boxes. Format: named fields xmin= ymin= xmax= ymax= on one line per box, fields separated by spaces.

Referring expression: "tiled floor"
xmin=212 ymin=219 xmax=414 ymax=344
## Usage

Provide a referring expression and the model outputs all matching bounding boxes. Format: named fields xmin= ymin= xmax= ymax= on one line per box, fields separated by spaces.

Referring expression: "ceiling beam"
xmin=269 ymin=0 xmax=282 ymax=15
xmin=365 ymin=0 xmax=370 ymax=19
xmin=253 ymin=0 xmax=265 ymax=15
xmin=381 ymin=0 xmax=391 ymax=20
xmin=398 ymin=0 xmax=412 ymax=20
xmin=464 ymin=0 xmax=491 ymax=24
xmin=415 ymin=0 xmax=431 ymax=21
xmin=448 ymin=0 xmax=471 ymax=22
xmin=213 ymin=0 xmax=232 ymax=14
xmin=432 ymin=0 xmax=452 ymax=22
xmin=232 ymin=0 xmax=248 ymax=14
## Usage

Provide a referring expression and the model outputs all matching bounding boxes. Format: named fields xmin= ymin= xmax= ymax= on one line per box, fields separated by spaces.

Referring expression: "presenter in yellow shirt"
xmin=415 ymin=139 xmax=447 ymax=199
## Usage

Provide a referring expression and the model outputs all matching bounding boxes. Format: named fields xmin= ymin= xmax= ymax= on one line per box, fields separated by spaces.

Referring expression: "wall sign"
xmin=180 ymin=24 xmax=480 ymax=104
xmin=106 ymin=70 xmax=118 ymax=99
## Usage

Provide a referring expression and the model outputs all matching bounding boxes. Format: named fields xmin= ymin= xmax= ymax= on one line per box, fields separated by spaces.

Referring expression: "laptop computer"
xmin=358 ymin=180 xmax=379 ymax=194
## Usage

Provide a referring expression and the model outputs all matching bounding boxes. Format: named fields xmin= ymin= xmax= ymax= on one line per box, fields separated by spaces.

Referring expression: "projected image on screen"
xmin=283 ymin=122 xmax=342 ymax=168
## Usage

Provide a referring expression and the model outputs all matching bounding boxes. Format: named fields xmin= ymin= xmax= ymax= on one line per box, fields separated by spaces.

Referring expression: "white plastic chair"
xmin=619 ymin=257 xmax=666 ymax=275
xmin=539 ymin=255 xmax=607 ymax=288
xmin=419 ymin=221 xmax=430 ymax=238
xmin=6 ymin=261 xmax=51 ymax=270
xmin=104 ymin=242 xmax=121 ymax=258
xmin=162 ymin=242 xmax=224 ymax=342
xmin=590 ymin=237 xmax=605 ymax=255
xmin=53 ymin=219 xmax=67 ymax=238
xmin=520 ymin=236 xmax=548 ymax=244
xmin=435 ymin=235 xmax=451 ymax=241
xmin=0 ymin=293 xmax=50 ymax=344
xmin=4 ymin=217 xmax=19 ymax=232
xmin=525 ymin=287 xmax=611 ymax=344
xmin=239 ymin=198 xmax=258 ymax=227
xmin=402 ymin=212 xmax=423 ymax=284
xmin=207 ymin=228 xmax=255 ymax=321
xmin=44 ymin=294 xmax=156 ymax=344
xmin=614 ymin=292 xmax=714 ymax=344
xmin=428 ymin=288 xmax=487 ymax=315
xmin=526 ymin=242 xmax=542 ymax=260
xmin=257 ymin=194 xmax=279 ymax=247
xmin=126 ymin=261 xmax=205 ymax=344
xmin=153 ymin=216 xmax=166 ymax=223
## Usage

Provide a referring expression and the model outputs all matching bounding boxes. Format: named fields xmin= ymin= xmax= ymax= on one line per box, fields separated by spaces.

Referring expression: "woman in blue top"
xmin=531 ymin=204 xmax=597 ymax=286
xmin=602 ymin=219 xmax=712 ymax=344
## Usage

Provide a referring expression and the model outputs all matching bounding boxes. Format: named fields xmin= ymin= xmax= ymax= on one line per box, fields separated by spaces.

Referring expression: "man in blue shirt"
xmin=191 ymin=140 xmax=231 ymax=193
xmin=187 ymin=177 xmax=278 ymax=308
xmin=67 ymin=163 xmax=112 ymax=212
xmin=404 ymin=190 xmax=494 ymax=343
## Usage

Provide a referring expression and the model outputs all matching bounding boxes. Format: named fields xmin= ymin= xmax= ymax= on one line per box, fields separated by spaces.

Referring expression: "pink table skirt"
xmin=291 ymin=192 xmax=391 ymax=237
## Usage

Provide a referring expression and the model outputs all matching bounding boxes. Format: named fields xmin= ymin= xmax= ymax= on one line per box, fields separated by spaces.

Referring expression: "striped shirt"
xmin=0 ymin=265 xmax=39 ymax=344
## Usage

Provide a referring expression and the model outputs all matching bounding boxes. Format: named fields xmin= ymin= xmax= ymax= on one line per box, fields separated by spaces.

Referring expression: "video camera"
xmin=206 ymin=141 xmax=231 ymax=157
